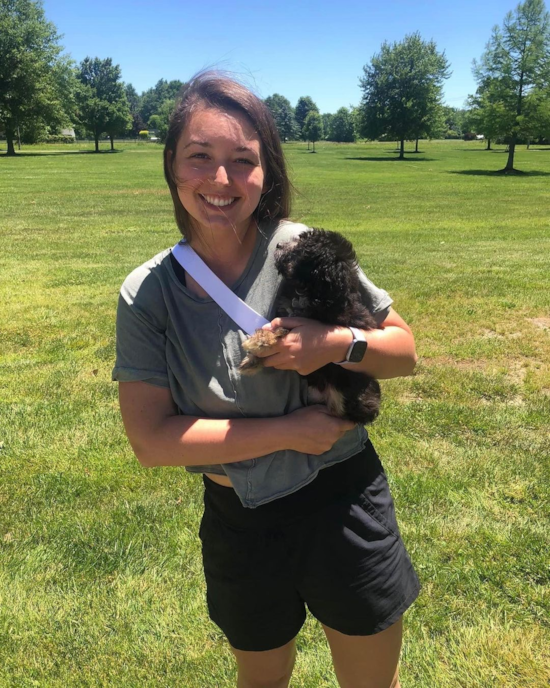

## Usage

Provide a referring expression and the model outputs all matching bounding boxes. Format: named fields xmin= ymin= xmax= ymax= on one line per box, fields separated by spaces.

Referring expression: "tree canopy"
xmin=264 ymin=93 xmax=298 ymax=141
xmin=471 ymin=0 xmax=550 ymax=171
xmin=139 ymin=79 xmax=183 ymax=125
xmin=0 ymin=0 xmax=75 ymax=155
xmin=327 ymin=107 xmax=356 ymax=142
xmin=358 ymin=32 xmax=450 ymax=158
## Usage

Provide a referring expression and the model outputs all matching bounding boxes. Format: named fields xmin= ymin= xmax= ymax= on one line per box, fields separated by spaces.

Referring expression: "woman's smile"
xmin=200 ymin=194 xmax=237 ymax=208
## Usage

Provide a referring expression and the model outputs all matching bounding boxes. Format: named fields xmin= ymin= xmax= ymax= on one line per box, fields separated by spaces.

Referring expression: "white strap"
xmin=171 ymin=241 xmax=270 ymax=335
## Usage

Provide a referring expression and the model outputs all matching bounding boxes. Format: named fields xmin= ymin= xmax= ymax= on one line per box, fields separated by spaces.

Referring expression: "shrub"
xmin=44 ymin=135 xmax=76 ymax=144
xmin=138 ymin=130 xmax=149 ymax=140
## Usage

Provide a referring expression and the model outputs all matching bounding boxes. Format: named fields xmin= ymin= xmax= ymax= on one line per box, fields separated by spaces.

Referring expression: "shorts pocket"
xmin=356 ymin=471 xmax=400 ymax=539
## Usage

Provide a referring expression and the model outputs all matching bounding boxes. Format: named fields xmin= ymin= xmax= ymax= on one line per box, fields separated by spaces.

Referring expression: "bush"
xmin=445 ymin=129 xmax=461 ymax=139
xmin=138 ymin=130 xmax=149 ymax=140
xmin=44 ymin=135 xmax=76 ymax=144
xmin=463 ymin=132 xmax=477 ymax=141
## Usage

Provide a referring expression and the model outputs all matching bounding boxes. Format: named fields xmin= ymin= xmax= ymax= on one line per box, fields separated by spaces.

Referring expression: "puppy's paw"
xmin=239 ymin=354 xmax=263 ymax=375
xmin=241 ymin=327 xmax=289 ymax=354
xmin=239 ymin=328 xmax=290 ymax=375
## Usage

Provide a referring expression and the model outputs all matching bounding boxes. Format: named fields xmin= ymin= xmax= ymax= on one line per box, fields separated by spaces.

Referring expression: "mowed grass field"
xmin=1 ymin=139 xmax=549 ymax=687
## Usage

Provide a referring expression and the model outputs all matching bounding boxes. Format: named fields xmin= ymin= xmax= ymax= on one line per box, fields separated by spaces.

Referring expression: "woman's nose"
xmin=213 ymin=165 xmax=230 ymax=185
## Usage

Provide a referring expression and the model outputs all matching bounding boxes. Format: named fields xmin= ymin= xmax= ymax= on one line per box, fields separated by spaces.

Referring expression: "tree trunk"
xmin=94 ymin=132 xmax=99 ymax=153
xmin=313 ymin=140 xmax=316 ymax=152
xmin=486 ymin=139 xmax=491 ymax=151
xmin=399 ymin=139 xmax=405 ymax=159
xmin=527 ymin=140 xmax=530 ymax=150
xmin=307 ymin=140 xmax=310 ymax=150
xmin=503 ymin=69 xmax=524 ymax=172
xmin=110 ymin=135 xmax=114 ymax=151
xmin=504 ymin=136 xmax=517 ymax=171
xmin=5 ymin=125 xmax=16 ymax=156
xmin=415 ymin=138 xmax=419 ymax=153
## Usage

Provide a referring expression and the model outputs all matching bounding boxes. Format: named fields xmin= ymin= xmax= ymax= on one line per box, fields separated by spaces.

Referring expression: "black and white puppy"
xmin=239 ymin=228 xmax=381 ymax=425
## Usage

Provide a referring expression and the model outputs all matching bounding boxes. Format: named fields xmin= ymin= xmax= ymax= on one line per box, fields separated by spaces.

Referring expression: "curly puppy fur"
xmin=239 ymin=228 xmax=381 ymax=425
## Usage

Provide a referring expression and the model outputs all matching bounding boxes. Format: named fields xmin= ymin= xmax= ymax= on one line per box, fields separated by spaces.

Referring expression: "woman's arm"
xmin=255 ymin=307 xmax=418 ymax=380
xmin=118 ymin=381 xmax=355 ymax=468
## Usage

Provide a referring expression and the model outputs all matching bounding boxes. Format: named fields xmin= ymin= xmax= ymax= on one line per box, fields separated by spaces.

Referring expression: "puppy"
xmin=239 ymin=228 xmax=381 ymax=425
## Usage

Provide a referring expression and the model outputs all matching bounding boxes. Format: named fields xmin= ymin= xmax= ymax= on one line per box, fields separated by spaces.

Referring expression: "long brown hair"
xmin=164 ymin=71 xmax=291 ymax=239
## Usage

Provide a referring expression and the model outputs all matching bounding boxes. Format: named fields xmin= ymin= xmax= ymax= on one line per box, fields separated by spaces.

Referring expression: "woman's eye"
xmin=235 ymin=158 xmax=255 ymax=165
xmin=190 ymin=153 xmax=209 ymax=159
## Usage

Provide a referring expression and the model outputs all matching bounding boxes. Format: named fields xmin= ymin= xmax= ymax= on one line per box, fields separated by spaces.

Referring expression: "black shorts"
xmin=199 ymin=441 xmax=421 ymax=652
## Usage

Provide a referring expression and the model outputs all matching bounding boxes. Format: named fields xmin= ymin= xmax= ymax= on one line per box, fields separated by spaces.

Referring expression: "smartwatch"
xmin=335 ymin=327 xmax=368 ymax=365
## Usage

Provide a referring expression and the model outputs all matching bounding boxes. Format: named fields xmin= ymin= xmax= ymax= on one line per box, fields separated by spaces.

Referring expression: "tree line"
xmin=1 ymin=0 xmax=549 ymax=172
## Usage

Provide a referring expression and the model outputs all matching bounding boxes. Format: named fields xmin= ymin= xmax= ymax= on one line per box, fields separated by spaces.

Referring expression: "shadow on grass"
xmin=459 ymin=147 xmax=550 ymax=153
xmin=458 ymin=148 xmax=507 ymax=153
xmin=450 ymin=169 xmax=550 ymax=176
xmin=345 ymin=156 xmax=434 ymax=162
xmin=0 ymin=150 xmax=123 ymax=157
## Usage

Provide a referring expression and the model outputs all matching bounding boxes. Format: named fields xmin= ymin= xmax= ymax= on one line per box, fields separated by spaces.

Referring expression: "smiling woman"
xmin=163 ymin=74 xmax=291 ymax=244
xmin=171 ymin=107 xmax=266 ymax=247
xmin=113 ymin=71 xmax=420 ymax=688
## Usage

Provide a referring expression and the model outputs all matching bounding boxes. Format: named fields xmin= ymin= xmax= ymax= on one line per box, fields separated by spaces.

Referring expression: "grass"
xmin=1 ymin=139 xmax=549 ymax=687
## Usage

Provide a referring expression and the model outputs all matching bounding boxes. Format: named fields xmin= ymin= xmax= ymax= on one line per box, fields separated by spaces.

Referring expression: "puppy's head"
xmin=275 ymin=228 xmax=359 ymax=301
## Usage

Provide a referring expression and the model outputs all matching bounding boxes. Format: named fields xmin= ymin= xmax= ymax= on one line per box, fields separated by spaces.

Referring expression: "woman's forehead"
xmin=182 ymin=107 xmax=261 ymax=148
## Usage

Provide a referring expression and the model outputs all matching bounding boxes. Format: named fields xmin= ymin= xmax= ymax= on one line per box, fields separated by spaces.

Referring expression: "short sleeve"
xmin=112 ymin=264 xmax=170 ymax=388
xmin=356 ymin=265 xmax=393 ymax=326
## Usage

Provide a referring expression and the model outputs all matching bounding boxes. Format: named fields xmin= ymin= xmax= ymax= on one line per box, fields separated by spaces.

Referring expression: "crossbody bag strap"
xmin=171 ymin=241 xmax=269 ymax=335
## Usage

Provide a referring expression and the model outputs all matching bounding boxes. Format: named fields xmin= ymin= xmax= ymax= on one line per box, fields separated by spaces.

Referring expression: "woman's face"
xmin=173 ymin=107 xmax=266 ymax=241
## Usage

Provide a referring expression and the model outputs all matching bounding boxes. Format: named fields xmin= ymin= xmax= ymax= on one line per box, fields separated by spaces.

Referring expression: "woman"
xmin=113 ymin=72 xmax=420 ymax=688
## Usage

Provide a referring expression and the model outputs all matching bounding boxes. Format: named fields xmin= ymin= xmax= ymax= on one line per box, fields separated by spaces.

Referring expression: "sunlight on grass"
xmin=1 ymin=140 xmax=549 ymax=686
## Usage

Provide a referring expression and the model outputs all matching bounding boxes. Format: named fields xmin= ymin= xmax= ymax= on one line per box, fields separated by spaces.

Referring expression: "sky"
xmin=42 ymin=0 xmax=523 ymax=113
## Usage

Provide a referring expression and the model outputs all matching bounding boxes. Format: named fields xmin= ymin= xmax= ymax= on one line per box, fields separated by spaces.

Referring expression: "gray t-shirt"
xmin=113 ymin=220 xmax=393 ymax=507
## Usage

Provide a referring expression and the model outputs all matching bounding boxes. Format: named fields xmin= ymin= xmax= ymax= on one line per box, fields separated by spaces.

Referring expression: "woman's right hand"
xmin=283 ymin=405 xmax=356 ymax=455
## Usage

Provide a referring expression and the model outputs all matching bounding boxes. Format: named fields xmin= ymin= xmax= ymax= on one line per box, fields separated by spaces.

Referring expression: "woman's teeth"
xmin=202 ymin=195 xmax=235 ymax=207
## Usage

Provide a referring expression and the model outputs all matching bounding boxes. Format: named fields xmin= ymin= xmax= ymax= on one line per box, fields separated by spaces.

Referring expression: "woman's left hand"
xmin=254 ymin=317 xmax=352 ymax=376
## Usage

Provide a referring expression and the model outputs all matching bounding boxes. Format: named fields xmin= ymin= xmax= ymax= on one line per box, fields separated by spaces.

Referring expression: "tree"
xmin=0 ymin=0 xmax=76 ymax=156
xmin=139 ymin=78 xmax=183 ymax=124
xmin=104 ymin=99 xmax=132 ymax=150
xmin=442 ymin=106 xmax=467 ymax=138
xmin=264 ymin=94 xmax=298 ymax=141
xmin=125 ymin=83 xmax=145 ymax=137
xmin=327 ymin=107 xmax=356 ymax=142
xmin=471 ymin=0 xmax=550 ymax=172
xmin=75 ymin=57 xmax=130 ymax=152
xmin=148 ymin=98 xmax=175 ymax=143
xmin=358 ymin=32 xmax=450 ymax=159
xmin=321 ymin=112 xmax=334 ymax=139
xmin=295 ymin=96 xmax=319 ymax=143
xmin=466 ymin=89 xmax=511 ymax=149
xmin=303 ymin=111 xmax=323 ymax=151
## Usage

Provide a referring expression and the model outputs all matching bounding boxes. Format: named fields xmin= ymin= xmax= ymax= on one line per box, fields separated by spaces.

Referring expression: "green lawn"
xmin=1 ymin=139 xmax=549 ymax=687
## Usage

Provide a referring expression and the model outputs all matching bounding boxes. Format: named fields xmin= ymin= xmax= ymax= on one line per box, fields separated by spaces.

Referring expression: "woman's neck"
xmin=188 ymin=218 xmax=258 ymax=285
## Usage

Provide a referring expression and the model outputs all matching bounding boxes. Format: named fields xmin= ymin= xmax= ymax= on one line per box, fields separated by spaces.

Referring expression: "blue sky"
xmin=43 ymin=0 xmax=522 ymax=113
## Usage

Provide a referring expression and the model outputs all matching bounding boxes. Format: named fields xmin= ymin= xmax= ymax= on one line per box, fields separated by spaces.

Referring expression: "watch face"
xmin=348 ymin=340 xmax=368 ymax=363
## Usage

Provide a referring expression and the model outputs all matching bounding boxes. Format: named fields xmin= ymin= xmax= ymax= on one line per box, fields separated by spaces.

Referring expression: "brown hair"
xmin=164 ymin=71 xmax=291 ymax=239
